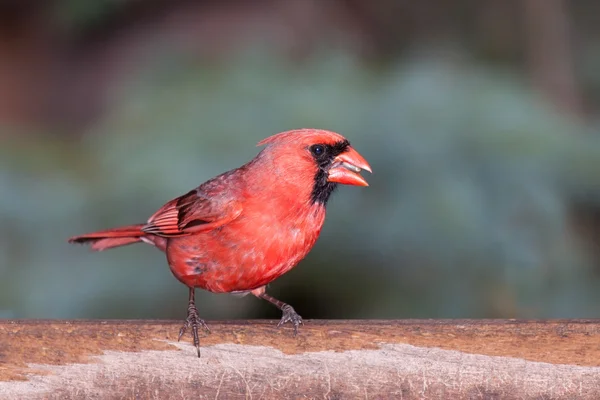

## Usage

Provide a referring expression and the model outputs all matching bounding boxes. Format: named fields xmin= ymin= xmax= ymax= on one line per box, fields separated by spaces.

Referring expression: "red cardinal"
xmin=69 ymin=129 xmax=371 ymax=356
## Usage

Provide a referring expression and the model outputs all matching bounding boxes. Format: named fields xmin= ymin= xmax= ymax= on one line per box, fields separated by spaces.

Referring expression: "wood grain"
xmin=0 ymin=319 xmax=599 ymax=399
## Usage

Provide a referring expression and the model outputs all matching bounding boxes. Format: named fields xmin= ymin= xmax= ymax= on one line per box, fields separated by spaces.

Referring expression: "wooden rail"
xmin=0 ymin=319 xmax=599 ymax=399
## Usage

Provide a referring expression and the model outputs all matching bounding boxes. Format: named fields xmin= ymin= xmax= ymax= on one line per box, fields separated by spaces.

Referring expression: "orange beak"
xmin=327 ymin=146 xmax=372 ymax=186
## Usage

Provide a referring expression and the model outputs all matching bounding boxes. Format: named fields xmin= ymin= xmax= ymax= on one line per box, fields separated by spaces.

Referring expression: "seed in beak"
xmin=341 ymin=162 xmax=362 ymax=173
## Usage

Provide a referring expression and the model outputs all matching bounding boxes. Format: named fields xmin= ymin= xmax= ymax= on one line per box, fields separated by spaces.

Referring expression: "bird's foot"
xmin=178 ymin=303 xmax=210 ymax=357
xmin=277 ymin=304 xmax=303 ymax=336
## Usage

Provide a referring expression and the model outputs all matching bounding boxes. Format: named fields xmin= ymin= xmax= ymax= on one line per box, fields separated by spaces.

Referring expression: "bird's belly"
xmin=165 ymin=216 xmax=323 ymax=292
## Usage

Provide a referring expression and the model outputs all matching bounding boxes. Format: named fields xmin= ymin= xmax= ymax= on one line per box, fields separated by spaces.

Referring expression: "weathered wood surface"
xmin=0 ymin=319 xmax=599 ymax=399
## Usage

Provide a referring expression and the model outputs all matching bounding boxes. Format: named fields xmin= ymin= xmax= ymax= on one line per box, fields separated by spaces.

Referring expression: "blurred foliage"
xmin=53 ymin=0 xmax=127 ymax=31
xmin=1 ymin=51 xmax=600 ymax=321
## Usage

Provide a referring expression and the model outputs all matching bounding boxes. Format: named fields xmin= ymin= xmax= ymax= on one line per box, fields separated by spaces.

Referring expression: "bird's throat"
xmin=310 ymin=169 xmax=338 ymax=206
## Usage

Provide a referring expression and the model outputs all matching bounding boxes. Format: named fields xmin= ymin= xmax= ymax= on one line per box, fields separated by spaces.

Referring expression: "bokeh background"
xmin=1 ymin=0 xmax=600 ymax=321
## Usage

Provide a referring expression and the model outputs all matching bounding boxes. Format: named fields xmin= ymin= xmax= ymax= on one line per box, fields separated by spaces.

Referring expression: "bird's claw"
xmin=277 ymin=304 xmax=303 ymax=336
xmin=178 ymin=304 xmax=210 ymax=357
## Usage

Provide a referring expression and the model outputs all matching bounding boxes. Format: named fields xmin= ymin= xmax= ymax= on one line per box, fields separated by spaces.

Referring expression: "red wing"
xmin=142 ymin=189 xmax=242 ymax=237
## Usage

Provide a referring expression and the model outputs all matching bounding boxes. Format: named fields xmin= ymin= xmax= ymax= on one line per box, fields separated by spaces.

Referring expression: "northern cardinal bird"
xmin=69 ymin=129 xmax=371 ymax=356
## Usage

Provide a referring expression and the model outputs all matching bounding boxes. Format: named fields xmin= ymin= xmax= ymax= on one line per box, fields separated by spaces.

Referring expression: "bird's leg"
xmin=178 ymin=287 xmax=210 ymax=357
xmin=252 ymin=288 xmax=303 ymax=336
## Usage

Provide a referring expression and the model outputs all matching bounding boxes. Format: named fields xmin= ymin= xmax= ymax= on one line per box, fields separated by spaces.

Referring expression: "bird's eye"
xmin=310 ymin=144 xmax=326 ymax=157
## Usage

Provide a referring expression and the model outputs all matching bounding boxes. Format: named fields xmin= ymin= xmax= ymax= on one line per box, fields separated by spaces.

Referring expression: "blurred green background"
xmin=1 ymin=0 xmax=600 ymax=321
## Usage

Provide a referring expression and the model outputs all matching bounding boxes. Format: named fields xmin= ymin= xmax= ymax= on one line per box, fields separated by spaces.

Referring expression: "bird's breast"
xmin=166 ymin=204 xmax=326 ymax=293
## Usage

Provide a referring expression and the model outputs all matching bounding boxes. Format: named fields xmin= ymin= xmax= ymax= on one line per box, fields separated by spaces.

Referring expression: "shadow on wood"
xmin=0 ymin=319 xmax=599 ymax=399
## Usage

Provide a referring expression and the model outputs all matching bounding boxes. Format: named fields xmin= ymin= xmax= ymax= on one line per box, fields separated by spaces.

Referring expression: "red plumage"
xmin=69 ymin=128 xmax=371 ymax=356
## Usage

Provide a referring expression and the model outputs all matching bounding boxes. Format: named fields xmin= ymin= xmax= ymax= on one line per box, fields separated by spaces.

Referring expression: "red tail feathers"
xmin=68 ymin=224 xmax=166 ymax=252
